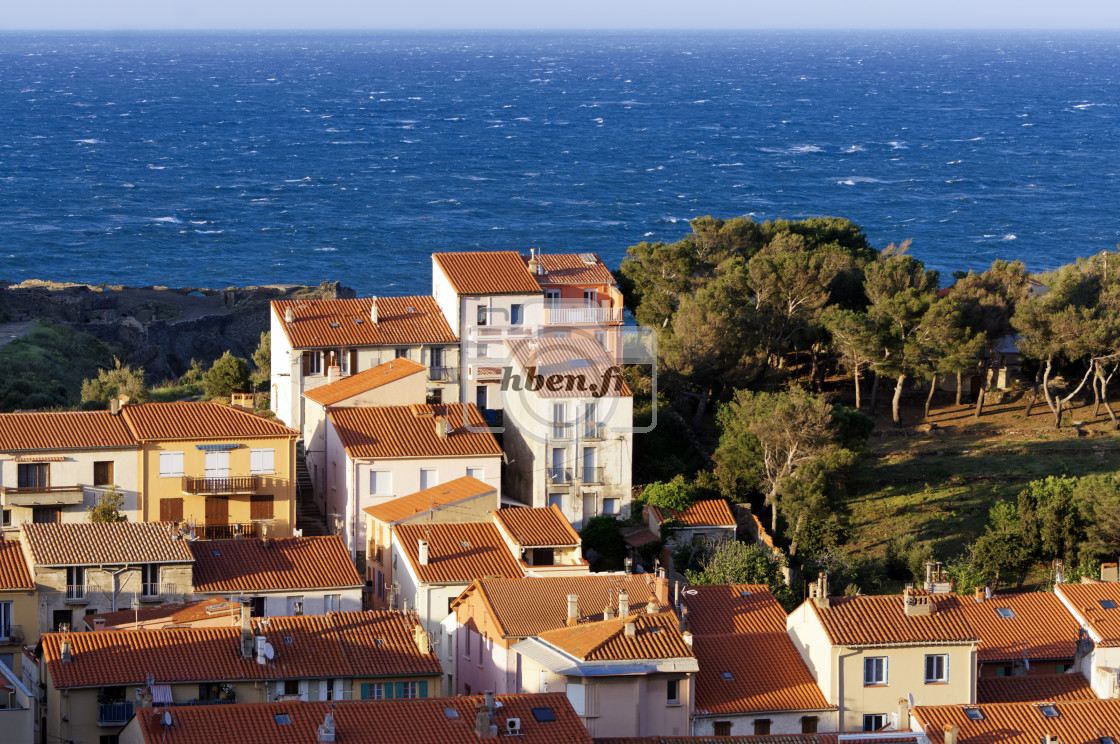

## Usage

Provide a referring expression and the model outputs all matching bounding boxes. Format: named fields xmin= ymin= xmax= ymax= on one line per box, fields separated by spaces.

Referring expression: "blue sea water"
xmin=1 ymin=31 xmax=1118 ymax=296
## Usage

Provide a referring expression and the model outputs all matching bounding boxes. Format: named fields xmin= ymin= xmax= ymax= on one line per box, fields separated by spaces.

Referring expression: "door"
xmin=205 ymin=497 xmax=229 ymax=525
xmin=476 ymin=384 xmax=487 ymax=411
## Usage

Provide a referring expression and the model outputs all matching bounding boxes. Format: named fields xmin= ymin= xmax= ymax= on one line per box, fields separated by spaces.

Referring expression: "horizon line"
xmin=4 ymin=27 xmax=1120 ymax=33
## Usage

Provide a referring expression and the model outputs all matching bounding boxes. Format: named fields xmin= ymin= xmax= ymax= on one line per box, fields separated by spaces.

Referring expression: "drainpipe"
xmin=103 ymin=565 xmax=133 ymax=613
xmin=350 ymin=459 xmax=359 ymax=561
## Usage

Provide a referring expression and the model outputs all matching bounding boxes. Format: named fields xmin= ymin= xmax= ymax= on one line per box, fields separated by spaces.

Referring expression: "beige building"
xmin=786 ymin=581 xmax=978 ymax=731
xmin=493 ymin=505 xmax=590 ymax=577
xmin=20 ymin=521 xmax=195 ymax=635
xmin=0 ymin=540 xmax=36 ymax=676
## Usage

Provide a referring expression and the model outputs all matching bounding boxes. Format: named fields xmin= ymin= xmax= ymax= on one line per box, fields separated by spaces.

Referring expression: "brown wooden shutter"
xmin=160 ymin=498 xmax=184 ymax=522
xmin=302 ymin=351 xmax=311 ymax=376
xmin=251 ymin=494 xmax=274 ymax=520
xmin=349 ymin=349 xmax=358 ymax=374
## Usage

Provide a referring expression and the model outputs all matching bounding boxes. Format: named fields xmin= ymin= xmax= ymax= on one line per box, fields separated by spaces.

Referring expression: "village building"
xmin=786 ymin=579 xmax=978 ymax=731
xmin=975 ymin=673 xmax=1097 ymax=704
xmin=270 ymin=295 xmax=460 ymax=436
xmin=682 ymin=584 xmax=836 ymax=736
xmin=1055 ymin=582 xmax=1120 ymax=699
xmin=493 ymin=505 xmax=590 ymax=576
xmin=909 ymin=699 xmax=1120 ymax=744
xmin=0 ymin=408 xmax=140 ymax=529
xmin=958 ymin=589 xmax=1081 ymax=678
xmin=189 ymin=534 xmax=363 ymax=617
xmin=19 ymin=521 xmax=195 ymax=635
xmin=644 ymin=499 xmax=738 ymax=550
xmin=324 ymin=402 xmax=502 ymax=554
xmin=0 ymin=540 xmax=36 ymax=675
xmin=37 ymin=608 xmax=442 ymax=744
xmin=83 ymin=596 xmax=241 ymax=631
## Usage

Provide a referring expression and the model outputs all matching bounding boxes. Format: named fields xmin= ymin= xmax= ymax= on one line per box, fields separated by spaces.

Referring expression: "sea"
xmin=1 ymin=31 xmax=1118 ymax=297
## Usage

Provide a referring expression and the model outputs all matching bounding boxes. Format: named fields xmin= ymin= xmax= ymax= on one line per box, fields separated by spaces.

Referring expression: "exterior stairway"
xmin=294 ymin=441 xmax=329 ymax=537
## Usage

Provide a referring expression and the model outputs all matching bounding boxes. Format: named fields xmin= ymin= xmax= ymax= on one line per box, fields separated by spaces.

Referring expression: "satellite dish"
xmin=264 ymin=642 xmax=275 ymax=660
xmin=682 ymin=589 xmax=699 ymax=596
xmin=162 ymin=711 xmax=172 ymax=727
xmin=907 ymin=693 xmax=915 ymax=707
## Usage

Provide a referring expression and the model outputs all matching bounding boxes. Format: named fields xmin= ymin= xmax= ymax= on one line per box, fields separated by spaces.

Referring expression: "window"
xmin=714 ymin=722 xmax=733 ymax=736
xmin=250 ymin=448 xmax=275 ymax=474
xmin=1101 ymin=600 xmax=1118 ymax=610
xmin=802 ymin=716 xmax=819 ymax=733
xmin=33 ymin=507 xmax=60 ymax=524
xmin=511 ymin=304 xmax=523 ymax=325
xmin=283 ymin=680 xmax=300 ymax=696
xmin=160 ymin=498 xmax=184 ymax=522
xmin=141 ymin=564 xmax=160 ymax=598
xmin=995 ymin=607 xmax=1016 ymax=619
xmin=325 ymin=594 xmax=340 ymax=612
xmin=477 ymin=305 xmax=488 ymax=326
xmin=476 ymin=343 xmax=489 ymax=359
xmin=159 ymin=451 xmax=184 ymax=477
xmin=476 ymin=384 xmax=488 ymax=411
xmin=2 ymin=510 xmax=10 ymax=528
xmin=53 ymin=610 xmax=71 ymax=632
xmin=93 ymin=461 xmax=114 ymax=487
xmin=864 ymin=656 xmax=888 ymax=685
xmin=274 ymin=714 xmax=291 ymax=725
xmin=370 ymin=471 xmax=392 ymax=496
xmin=566 ymin=681 xmax=585 ymax=716
xmin=420 ymin=469 xmax=438 ymax=490
xmin=466 ymin=467 xmax=484 ymax=480
xmin=965 ymin=709 xmax=985 ymax=721
xmin=925 ymin=654 xmax=949 ymax=683
xmin=583 ymin=289 xmax=597 ymax=307
xmin=546 ymin=289 xmax=561 ymax=309
xmin=1040 ymin=705 xmax=1060 ymax=718
xmin=66 ymin=566 xmax=85 ymax=600
xmin=582 ymin=447 xmax=596 ymax=481
xmin=287 ymin=596 xmax=304 ymax=616
xmin=603 ymin=498 xmax=620 ymax=515
xmin=17 ymin=462 xmax=48 ymax=488
xmin=400 ymin=681 xmax=419 ymax=699
xmin=395 ymin=348 xmax=409 ymax=359
xmin=547 ymin=493 xmax=563 ymax=510
xmin=595 ymin=331 xmax=607 ymax=350
xmin=204 ymin=450 xmax=230 ymax=478
xmin=251 ymin=494 xmax=274 ymax=520
xmin=0 ymin=601 xmax=11 ymax=641
xmin=864 ymin=714 xmax=888 ymax=732
xmin=100 ymin=736 xmax=120 ymax=744
xmin=995 ymin=665 xmax=1013 ymax=677
xmin=304 ymin=351 xmax=322 ymax=376
xmin=666 ymin=679 xmax=679 ymax=705
xmin=1056 ymin=664 xmax=1069 ymax=674
xmin=754 ymin=719 xmax=772 ymax=736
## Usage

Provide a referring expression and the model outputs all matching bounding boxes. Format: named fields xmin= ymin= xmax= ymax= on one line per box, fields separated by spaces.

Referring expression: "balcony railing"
xmin=141 ymin=582 xmax=179 ymax=601
xmin=552 ymin=422 xmax=574 ymax=439
xmin=1 ymin=484 xmax=84 ymax=506
xmin=548 ymin=467 xmax=573 ymax=485
xmin=99 ymin=702 xmax=135 ymax=726
xmin=580 ymin=466 xmax=604 ymax=484
xmin=583 ymin=422 xmax=606 ymax=440
xmin=194 ymin=522 xmax=259 ymax=541
xmin=544 ymin=305 xmax=623 ymax=325
xmin=65 ymin=584 xmax=91 ymax=604
xmin=0 ymin=624 xmax=23 ymax=644
xmin=182 ymin=475 xmax=259 ymax=495
xmin=428 ymin=366 xmax=460 ymax=383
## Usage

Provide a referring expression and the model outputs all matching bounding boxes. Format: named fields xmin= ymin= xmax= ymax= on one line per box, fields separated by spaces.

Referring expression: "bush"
xmin=686 ymin=539 xmax=797 ymax=611
xmin=637 ymin=476 xmax=696 ymax=514
xmin=80 ymin=357 xmax=149 ymax=408
xmin=201 ymin=351 xmax=250 ymax=400
xmin=579 ymin=515 xmax=627 ymax=571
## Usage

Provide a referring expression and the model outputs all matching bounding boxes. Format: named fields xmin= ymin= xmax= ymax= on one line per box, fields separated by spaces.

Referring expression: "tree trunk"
xmin=809 ymin=347 xmax=819 ymax=393
xmin=892 ymin=374 xmax=906 ymax=428
xmin=1040 ymin=357 xmax=1057 ymax=419
xmin=955 ymin=371 xmax=962 ymax=406
xmin=789 ymin=513 xmax=805 ymax=558
xmin=853 ymin=366 xmax=862 ymax=410
xmin=1054 ymin=364 xmax=1096 ymax=429
xmin=1093 ymin=366 xmax=1102 ymax=417
xmin=768 ymin=485 xmax=780 ymax=533
xmin=924 ymin=376 xmax=937 ymax=420
xmin=974 ymin=362 xmax=988 ymax=419
xmin=869 ymin=373 xmax=881 ymax=415
xmin=1023 ymin=387 xmax=1037 ymax=417
xmin=692 ymin=386 xmax=711 ymax=429
xmin=1100 ymin=364 xmax=1118 ymax=430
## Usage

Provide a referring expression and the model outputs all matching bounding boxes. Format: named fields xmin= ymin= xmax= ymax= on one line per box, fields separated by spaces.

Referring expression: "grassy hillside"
xmin=0 ymin=321 xmax=114 ymax=411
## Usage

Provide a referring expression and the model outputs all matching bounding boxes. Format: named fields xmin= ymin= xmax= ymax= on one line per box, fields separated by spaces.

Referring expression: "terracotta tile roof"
xmin=433 ymin=251 xmax=543 ymax=295
xmin=1057 ymin=583 xmax=1120 ymax=646
xmin=303 ymin=358 xmax=426 ymax=406
xmin=809 ymin=593 xmax=978 ymax=647
xmin=0 ymin=539 xmax=34 ymax=590
xmin=959 ymin=593 xmax=1080 ymax=662
xmin=395 ymin=522 xmax=522 ymax=584
xmin=42 ymin=610 xmax=440 ymax=688
xmin=651 ymin=499 xmax=736 ymax=528
xmin=506 ymin=336 xmax=632 ymax=398
xmin=458 ymin=575 xmax=670 ymax=639
xmin=85 ymin=597 xmax=240 ymax=631
xmin=132 ymin=693 xmax=592 ymax=744
xmin=536 ymin=611 xmax=694 ymax=662
xmin=273 ymin=295 xmax=457 ymax=348
xmin=977 ymin=674 xmax=1097 ymax=704
xmin=363 ymin=476 xmax=496 ymax=525
xmin=537 ymin=253 xmax=616 ymax=286
xmin=21 ymin=522 xmax=194 ymax=567
xmin=682 ymin=585 xmax=833 ymax=715
xmin=495 ymin=505 xmax=580 ymax=547
xmin=329 ymin=403 xmax=501 ymax=459
xmin=913 ymin=699 xmax=1120 ymax=744
xmin=189 ymin=536 xmax=362 ymax=593
xmin=0 ymin=409 xmax=136 ymax=451
xmin=121 ymin=401 xmax=297 ymax=441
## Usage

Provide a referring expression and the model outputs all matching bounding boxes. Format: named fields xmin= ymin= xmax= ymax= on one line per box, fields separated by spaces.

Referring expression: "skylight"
xmin=995 ymin=607 xmax=1016 ymax=619
xmin=1099 ymin=737 xmax=1115 ymax=744
xmin=721 ymin=672 xmax=735 ymax=681
xmin=965 ymin=709 xmax=985 ymax=721
xmin=211 ymin=550 xmax=220 ymax=556
xmin=274 ymin=714 xmax=291 ymax=725
xmin=739 ymin=589 xmax=751 ymax=597
xmin=283 ymin=636 xmax=293 ymax=644
xmin=1101 ymin=600 xmax=1118 ymax=610
xmin=1039 ymin=705 xmax=1059 ymax=718
xmin=444 ymin=708 xmax=460 ymax=720
xmin=531 ymin=707 xmax=556 ymax=722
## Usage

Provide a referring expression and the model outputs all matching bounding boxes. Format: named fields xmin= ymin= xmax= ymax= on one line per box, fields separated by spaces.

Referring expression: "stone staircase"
xmin=294 ymin=441 xmax=329 ymax=537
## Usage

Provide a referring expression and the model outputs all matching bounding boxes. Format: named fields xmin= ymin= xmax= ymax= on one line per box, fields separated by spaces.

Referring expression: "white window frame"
xmin=420 ymin=469 xmax=438 ymax=490
xmin=325 ymin=594 xmax=340 ymax=613
xmin=159 ymin=451 xmax=184 ymax=477
xmin=400 ymin=681 xmax=419 ymax=699
xmin=308 ymin=351 xmax=323 ymax=375
xmin=666 ymin=678 xmax=680 ymax=705
xmin=864 ymin=656 xmax=888 ymax=686
xmin=925 ymin=653 xmax=949 ymax=683
xmin=250 ymin=448 xmax=275 ymax=474
xmin=466 ymin=467 xmax=484 ymax=481
xmin=864 ymin=714 xmax=888 ymax=732
xmin=0 ymin=601 xmax=11 ymax=641
xmin=204 ymin=450 xmax=230 ymax=478
xmin=370 ymin=470 xmax=393 ymax=496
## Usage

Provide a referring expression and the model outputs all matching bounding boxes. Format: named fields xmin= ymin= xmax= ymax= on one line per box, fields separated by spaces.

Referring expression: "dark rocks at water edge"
xmin=0 ymin=280 xmax=355 ymax=383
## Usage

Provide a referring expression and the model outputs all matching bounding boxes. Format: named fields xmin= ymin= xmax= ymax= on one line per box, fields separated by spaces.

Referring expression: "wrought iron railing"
xmin=98 ymin=702 xmax=134 ymax=726
xmin=182 ymin=475 xmax=260 ymax=494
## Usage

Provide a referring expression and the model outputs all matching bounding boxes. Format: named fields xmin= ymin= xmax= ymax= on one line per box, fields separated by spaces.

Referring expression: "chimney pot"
xmin=624 ymin=621 xmax=636 ymax=637
xmin=284 ymin=306 xmax=294 ymax=323
xmin=370 ymin=297 xmax=379 ymax=324
xmin=567 ymin=594 xmax=579 ymax=626
xmin=419 ymin=540 xmax=429 ymax=566
xmin=975 ymin=586 xmax=986 ymax=602
xmin=60 ymin=640 xmax=72 ymax=663
xmin=618 ymin=591 xmax=629 ymax=618
xmin=944 ymin=724 xmax=959 ymax=744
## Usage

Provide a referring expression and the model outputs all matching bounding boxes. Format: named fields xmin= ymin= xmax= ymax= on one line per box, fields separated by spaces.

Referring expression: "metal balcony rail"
xmin=195 ymin=523 xmax=259 ymax=541
xmin=98 ymin=702 xmax=134 ymax=726
xmin=65 ymin=584 xmax=90 ymax=603
xmin=0 ymin=624 xmax=22 ymax=644
xmin=580 ymin=466 xmax=604 ymax=484
xmin=428 ymin=366 xmax=460 ymax=383
xmin=182 ymin=475 xmax=260 ymax=494
xmin=547 ymin=467 xmax=573 ymax=484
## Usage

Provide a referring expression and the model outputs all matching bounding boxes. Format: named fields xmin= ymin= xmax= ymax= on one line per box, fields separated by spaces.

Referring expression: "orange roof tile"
xmin=189 ymin=536 xmax=362 ymax=593
xmin=809 ymin=593 xmax=978 ymax=647
xmin=132 ymin=693 xmax=592 ymax=744
xmin=0 ymin=409 xmax=136 ymax=451
xmin=536 ymin=612 xmax=694 ymax=662
xmin=433 ymin=251 xmax=543 ymax=295
xmin=977 ymin=674 xmax=1097 ymax=704
xmin=363 ymin=476 xmax=496 ymax=525
xmin=506 ymin=336 xmax=632 ymax=399
xmin=536 ymin=253 xmax=616 ymax=286
xmin=395 ymin=522 xmax=522 ymax=584
xmin=959 ymin=593 xmax=1080 ymax=662
xmin=42 ymin=610 xmax=440 ymax=688
xmin=459 ymin=575 xmax=670 ymax=639
xmin=273 ymin=295 xmax=457 ymax=348
xmin=913 ymin=699 xmax=1120 ymax=744
xmin=1057 ymin=583 xmax=1120 ymax=646
xmin=303 ymin=358 xmax=426 ymax=406
xmin=85 ymin=597 xmax=240 ymax=631
xmin=0 ymin=539 xmax=34 ymax=590
xmin=121 ymin=401 xmax=297 ymax=441
xmin=495 ymin=505 xmax=580 ymax=547
xmin=683 ymin=585 xmax=833 ymax=716
xmin=329 ymin=403 xmax=501 ymax=459
xmin=21 ymin=522 xmax=194 ymax=567
xmin=652 ymin=499 xmax=736 ymax=528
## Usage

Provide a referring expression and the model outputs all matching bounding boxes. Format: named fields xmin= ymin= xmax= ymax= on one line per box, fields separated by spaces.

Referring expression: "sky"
xmin=6 ymin=0 xmax=1120 ymax=31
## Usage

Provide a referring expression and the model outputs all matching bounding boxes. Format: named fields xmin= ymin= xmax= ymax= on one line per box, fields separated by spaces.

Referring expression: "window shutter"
xmin=302 ymin=352 xmax=311 ymax=375
xmin=419 ymin=681 xmax=428 ymax=698
xmin=383 ymin=683 xmax=393 ymax=699
xmin=395 ymin=682 xmax=404 ymax=699
xmin=160 ymin=498 xmax=184 ymax=522
xmin=360 ymin=683 xmax=370 ymax=700
xmin=349 ymin=349 xmax=358 ymax=374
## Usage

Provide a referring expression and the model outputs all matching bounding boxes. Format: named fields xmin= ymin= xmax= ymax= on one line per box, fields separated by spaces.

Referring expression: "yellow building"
xmin=119 ymin=401 xmax=299 ymax=538
xmin=0 ymin=540 xmax=36 ymax=676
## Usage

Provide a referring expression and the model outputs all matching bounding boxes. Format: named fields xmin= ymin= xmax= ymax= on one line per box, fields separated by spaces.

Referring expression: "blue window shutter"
xmin=383 ymin=683 xmax=392 ymax=699
xmin=395 ymin=682 xmax=405 ymax=699
xmin=360 ymin=683 xmax=370 ymax=700
xmin=419 ymin=681 xmax=428 ymax=698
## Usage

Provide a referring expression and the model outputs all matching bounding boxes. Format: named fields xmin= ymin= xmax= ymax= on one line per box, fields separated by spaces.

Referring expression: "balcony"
xmin=428 ymin=366 xmax=460 ymax=383
xmin=0 ymin=624 xmax=23 ymax=645
xmin=583 ymin=422 xmax=606 ymax=440
xmin=193 ymin=522 xmax=259 ymax=541
xmin=544 ymin=304 xmax=623 ymax=325
xmin=0 ymin=484 xmax=84 ymax=506
xmin=65 ymin=584 xmax=91 ymax=604
xmin=547 ymin=467 xmax=573 ymax=485
xmin=141 ymin=582 xmax=179 ymax=602
xmin=182 ymin=475 xmax=259 ymax=495
xmin=580 ymin=466 xmax=604 ymax=484
xmin=99 ymin=702 xmax=135 ymax=726
xmin=552 ymin=422 xmax=575 ymax=439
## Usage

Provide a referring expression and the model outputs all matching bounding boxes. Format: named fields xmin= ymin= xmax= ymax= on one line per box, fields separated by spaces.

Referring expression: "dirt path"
xmin=0 ymin=321 xmax=36 ymax=349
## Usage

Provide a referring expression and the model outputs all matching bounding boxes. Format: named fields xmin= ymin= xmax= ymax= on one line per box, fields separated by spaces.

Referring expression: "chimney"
xmin=260 ymin=522 xmax=270 ymax=548
xmin=419 ymin=540 xmax=429 ymax=566
xmin=618 ymin=591 xmax=629 ymax=618
xmin=527 ymin=248 xmax=541 ymax=277
xmin=109 ymin=398 xmax=121 ymax=415
xmin=284 ymin=306 xmax=294 ymax=323
xmin=255 ymin=634 xmax=267 ymax=665
xmin=414 ymin=624 xmax=430 ymax=655
xmin=1102 ymin=563 xmax=1119 ymax=582
xmin=926 ymin=561 xmax=934 ymax=587
xmin=370 ymin=297 xmax=378 ymax=324
xmin=475 ymin=691 xmax=496 ymax=738
xmin=812 ymin=573 xmax=831 ymax=609
xmin=624 ymin=621 xmax=636 ymax=637
xmin=654 ymin=570 xmax=669 ymax=607
xmin=679 ymin=604 xmax=690 ymax=634
xmin=138 ymin=686 xmax=153 ymax=709
xmin=943 ymin=725 xmax=959 ymax=744
xmin=317 ymin=712 xmax=336 ymax=743
xmin=434 ymin=416 xmax=449 ymax=439
xmin=904 ymin=587 xmax=932 ymax=617
xmin=974 ymin=586 xmax=986 ymax=602
xmin=60 ymin=640 xmax=72 ymax=663
xmin=603 ymin=604 xmax=615 ymax=620
xmin=240 ymin=600 xmax=254 ymax=658
xmin=567 ymin=594 xmax=579 ymax=626
xmin=897 ymin=697 xmax=910 ymax=729
xmin=646 ymin=595 xmax=658 ymax=614
xmin=327 ymin=365 xmax=341 ymax=384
